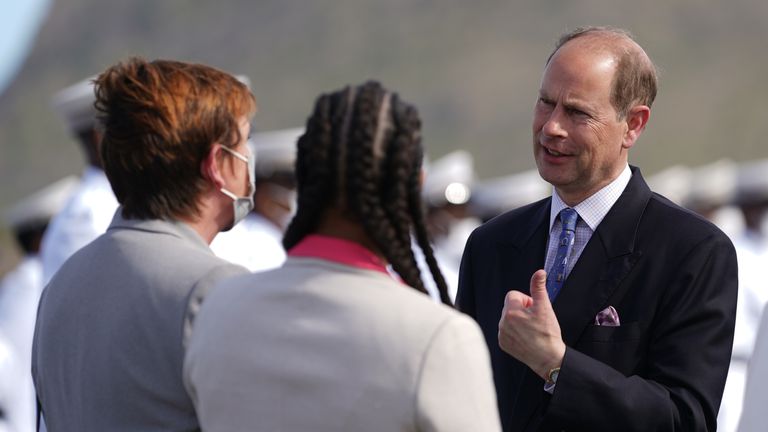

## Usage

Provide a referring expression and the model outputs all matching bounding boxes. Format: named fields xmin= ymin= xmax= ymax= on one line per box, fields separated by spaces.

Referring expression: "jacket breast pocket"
xmin=580 ymin=321 xmax=642 ymax=342
xmin=577 ymin=322 xmax=645 ymax=374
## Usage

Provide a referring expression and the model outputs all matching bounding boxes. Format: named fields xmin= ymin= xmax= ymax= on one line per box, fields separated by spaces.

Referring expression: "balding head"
xmin=547 ymin=26 xmax=658 ymax=119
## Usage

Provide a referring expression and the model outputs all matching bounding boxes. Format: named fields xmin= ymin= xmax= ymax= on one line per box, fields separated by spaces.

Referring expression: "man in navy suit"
xmin=457 ymin=26 xmax=737 ymax=431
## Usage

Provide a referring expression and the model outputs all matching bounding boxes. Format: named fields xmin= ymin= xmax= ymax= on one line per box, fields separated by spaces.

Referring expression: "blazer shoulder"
xmin=644 ymin=192 xmax=735 ymax=249
xmin=647 ymin=193 xmax=728 ymax=233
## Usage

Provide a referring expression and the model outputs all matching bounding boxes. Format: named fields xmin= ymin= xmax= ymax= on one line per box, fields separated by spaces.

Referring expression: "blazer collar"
xmin=107 ymin=207 xmax=212 ymax=252
xmin=592 ymin=165 xmax=651 ymax=258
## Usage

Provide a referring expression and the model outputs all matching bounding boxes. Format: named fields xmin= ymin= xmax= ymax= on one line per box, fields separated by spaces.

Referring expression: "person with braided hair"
xmin=184 ymin=81 xmax=501 ymax=432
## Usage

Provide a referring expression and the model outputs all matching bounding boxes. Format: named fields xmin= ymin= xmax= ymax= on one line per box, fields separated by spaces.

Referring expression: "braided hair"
xmin=283 ymin=81 xmax=452 ymax=305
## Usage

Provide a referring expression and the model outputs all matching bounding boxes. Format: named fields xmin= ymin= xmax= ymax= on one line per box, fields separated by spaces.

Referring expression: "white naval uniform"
xmin=0 ymin=257 xmax=43 ymax=432
xmin=210 ymin=213 xmax=286 ymax=272
xmin=718 ymin=230 xmax=768 ymax=432
xmin=40 ymin=167 xmax=118 ymax=283
xmin=738 ymin=303 xmax=768 ymax=432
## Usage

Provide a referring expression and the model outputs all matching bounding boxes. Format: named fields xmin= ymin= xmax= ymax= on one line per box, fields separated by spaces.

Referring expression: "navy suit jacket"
xmin=457 ymin=167 xmax=737 ymax=431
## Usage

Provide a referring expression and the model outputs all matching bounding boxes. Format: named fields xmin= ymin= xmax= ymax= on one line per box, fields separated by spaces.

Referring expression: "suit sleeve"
xmin=546 ymin=233 xmax=738 ymax=432
xmin=415 ymin=314 xmax=502 ymax=432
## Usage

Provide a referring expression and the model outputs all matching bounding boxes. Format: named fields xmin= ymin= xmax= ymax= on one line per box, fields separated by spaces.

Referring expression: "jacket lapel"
xmin=513 ymin=167 xmax=652 ymax=431
xmin=552 ymin=166 xmax=651 ymax=346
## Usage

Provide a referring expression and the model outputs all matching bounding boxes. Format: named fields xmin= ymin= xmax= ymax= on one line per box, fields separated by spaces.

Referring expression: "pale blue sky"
xmin=0 ymin=0 xmax=53 ymax=95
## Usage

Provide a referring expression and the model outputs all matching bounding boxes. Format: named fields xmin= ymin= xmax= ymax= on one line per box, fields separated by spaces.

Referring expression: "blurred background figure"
xmin=211 ymin=127 xmax=301 ymax=272
xmin=719 ymin=158 xmax=768 ymax=432
xmin=0 ymin=175 xmax=77 ymax=432
xmin=0 ymin=331 xmax=21 ymax=432
xmin=469 ymin=169 xmax=550 ymax=223
xmin=684 ymin=159 xmax=743 ymax=238
xmin=39 ymin=78 xmax=119 ymax=283
xmin=646 ymin=164 xmax=692 ymax=206
xmin=420 ymin=150 xmax=480 ymax=301
xmin=738 ymin=303 xmax=768 ymax=432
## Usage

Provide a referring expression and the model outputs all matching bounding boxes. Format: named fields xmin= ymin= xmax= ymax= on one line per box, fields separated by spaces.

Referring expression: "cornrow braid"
xmin=346 ymin=85 xmax=425 ymax=296
xmin=285 ymin=81 xmax=452 ymax=306
xmin=283 ymin=93 xmax=335 ymax=250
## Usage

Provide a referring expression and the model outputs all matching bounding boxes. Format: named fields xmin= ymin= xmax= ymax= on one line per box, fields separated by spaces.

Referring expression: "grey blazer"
xmin=184 ymin=257 xmax=502 ymax=432
xmin=32 ymin=210 xmax=247 ymax=431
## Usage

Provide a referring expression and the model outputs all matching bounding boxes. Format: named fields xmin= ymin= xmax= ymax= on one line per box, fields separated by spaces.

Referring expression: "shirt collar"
xmin=287 ymin=234 xmax=389 ymax=275
xmin=549 ymin=164 xmax=631 ymax=231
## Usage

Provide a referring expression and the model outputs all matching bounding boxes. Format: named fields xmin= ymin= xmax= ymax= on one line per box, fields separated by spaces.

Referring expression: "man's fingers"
xmin=504 ymin=290 xmax=533 ymax=310
xmin=529 ymin=269 xmax=550 ymax=308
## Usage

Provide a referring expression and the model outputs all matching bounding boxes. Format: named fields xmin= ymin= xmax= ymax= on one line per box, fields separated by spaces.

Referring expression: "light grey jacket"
xmin=32 ymin=210 xmax=247 ymax=431
xmin=184 ymin=257 xmax=502 ymax=432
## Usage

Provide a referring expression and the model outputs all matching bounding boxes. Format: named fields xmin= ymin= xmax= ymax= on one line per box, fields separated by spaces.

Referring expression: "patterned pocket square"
xmin=595 ymin=306 xmax=621 ymax=326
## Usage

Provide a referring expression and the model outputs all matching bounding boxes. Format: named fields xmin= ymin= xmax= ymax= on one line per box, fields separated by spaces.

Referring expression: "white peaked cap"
xmin=422 ymin=150 xmax=476 ymax=206
xmin=685 ymin=159 xmax=737 ymax=209
xmin=469 ymin=169 xmax=550 ymax=219
xmin=4 ymin=176 xmax=80 ymax=229
xmin=647 ymin=165 xmax=692 ymax=206
xmin=235 ymin=75 xmax=251 ymax=89
xmin=51 ymin=77 xmax=97 ymax=132
xmin=735 ymin=158 xmax=768 ymax=204
xmin=251 ymin=127 xmax=303 ymax=178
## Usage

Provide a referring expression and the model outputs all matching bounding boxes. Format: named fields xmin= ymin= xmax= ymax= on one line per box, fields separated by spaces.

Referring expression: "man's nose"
xmin=541 ymin=107 xmax=567 ymax=139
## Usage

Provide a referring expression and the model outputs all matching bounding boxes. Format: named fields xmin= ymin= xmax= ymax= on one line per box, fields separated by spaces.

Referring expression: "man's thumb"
xmin=530 ymin=269 xmax=550 ymax=305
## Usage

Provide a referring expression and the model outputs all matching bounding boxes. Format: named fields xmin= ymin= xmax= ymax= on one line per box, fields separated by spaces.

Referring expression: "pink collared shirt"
xmin=288 ymin=234 xmax=391 ymax=276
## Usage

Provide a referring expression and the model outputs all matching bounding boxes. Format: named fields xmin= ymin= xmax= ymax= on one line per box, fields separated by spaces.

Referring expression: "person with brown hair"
xmin=458 ymin=27 xmax=737 ymax=431
xmin=184 ymin=81 xmax=501 ymax=432
xmin=32 ymin=57 xmax=256 ymax=431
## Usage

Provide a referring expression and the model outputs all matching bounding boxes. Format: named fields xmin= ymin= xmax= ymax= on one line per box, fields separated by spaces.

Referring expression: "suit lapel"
xmin=514 ymin=167 xmax=652 ymax=431
xmin=553 ymin=167 xmax=651 ymax=346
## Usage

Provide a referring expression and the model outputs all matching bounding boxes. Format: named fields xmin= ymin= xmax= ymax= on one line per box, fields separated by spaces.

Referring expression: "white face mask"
xmin=220 ymin=145 xmax=255 ymax=231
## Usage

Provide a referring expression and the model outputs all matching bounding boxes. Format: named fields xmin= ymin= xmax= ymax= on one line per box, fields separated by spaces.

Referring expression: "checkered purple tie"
xmin=546 ymin=207 xmax=578 ymax=300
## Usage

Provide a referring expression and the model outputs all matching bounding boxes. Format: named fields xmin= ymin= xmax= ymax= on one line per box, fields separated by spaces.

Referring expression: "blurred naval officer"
xmin=719 ymin=158 xmax=768 ymax=432
xmin=469 ymin=169 xmax=550 ymax=222
xmin=646 ymin=164 xmax=692 ymax=207
xmin=418 ymin=150 xmax=480 ymax=302
xmin=39 ymin=78 xmax=119 ymax=282
xmin=738 ymin=303 xmax=768 ymax=432
xmin=0 ymin=176 xmax=76 ymax=432
xmin=0 ymin=331 xmax=21 ymax=432
xmin=211 ymin=127 xmax=300 ymax=272
xmin=685 ymin=159 xmax=743 ymax=238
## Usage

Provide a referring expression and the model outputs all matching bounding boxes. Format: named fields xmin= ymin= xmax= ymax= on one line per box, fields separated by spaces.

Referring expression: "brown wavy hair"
xmin=94 ymin=57 xmax=256 ymax=220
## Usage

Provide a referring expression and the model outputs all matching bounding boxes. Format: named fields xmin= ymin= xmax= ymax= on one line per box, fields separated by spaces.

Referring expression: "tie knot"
xmin=560 ymin=207 xmax=578 ymax=231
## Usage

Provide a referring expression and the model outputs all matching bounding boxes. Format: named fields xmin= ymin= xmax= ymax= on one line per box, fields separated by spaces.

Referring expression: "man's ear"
xmin=201 ymin=144 xmax=226 ymax=188
xmin=622 ymin=105 xmax=651 ymax=150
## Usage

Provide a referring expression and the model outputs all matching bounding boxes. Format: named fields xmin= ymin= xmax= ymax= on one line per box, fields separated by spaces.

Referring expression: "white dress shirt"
xmin=545 ymin=165 xmax=632 ymax=281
